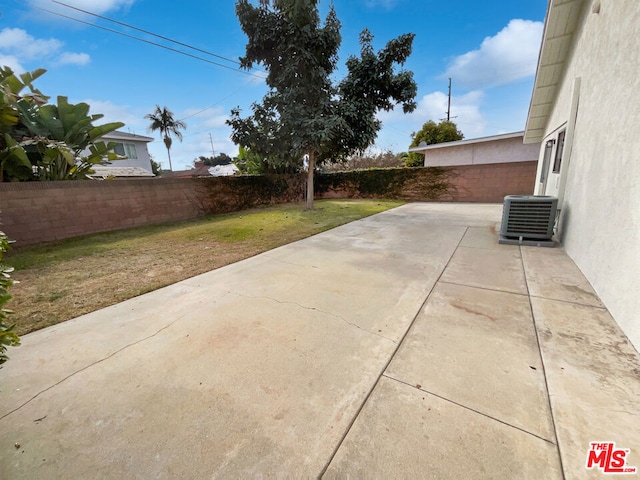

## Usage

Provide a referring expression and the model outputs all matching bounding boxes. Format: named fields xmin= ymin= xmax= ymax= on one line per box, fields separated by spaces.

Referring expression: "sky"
xmin=0 ymin=0 xmax=548 ymax=171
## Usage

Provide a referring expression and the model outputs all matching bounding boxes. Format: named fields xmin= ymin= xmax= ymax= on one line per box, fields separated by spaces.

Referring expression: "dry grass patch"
xmin=6 ymin=199 xmax=403 ymax=335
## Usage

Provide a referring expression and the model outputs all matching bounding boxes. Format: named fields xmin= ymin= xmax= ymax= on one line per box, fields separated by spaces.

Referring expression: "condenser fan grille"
xmin=500 ymin=195 xmax=558 ymax=240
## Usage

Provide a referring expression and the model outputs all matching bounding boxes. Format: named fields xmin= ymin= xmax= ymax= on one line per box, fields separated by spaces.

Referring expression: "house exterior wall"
xmin=101 ymin=133 xmax=154 ymax=172
xmin=421 ymin=136 xmax=540 ymax=167
xmin=534 ymin=0 xmax=640 ymax=348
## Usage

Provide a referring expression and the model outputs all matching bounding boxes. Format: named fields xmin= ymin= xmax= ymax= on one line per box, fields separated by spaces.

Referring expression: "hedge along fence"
xmin=193 ymin=174 xmax=305 ymax=214
xmin=192 ymin=167 xmax=455 ymax=212
xmin=315 ymin=167 xmax=455 ymax=201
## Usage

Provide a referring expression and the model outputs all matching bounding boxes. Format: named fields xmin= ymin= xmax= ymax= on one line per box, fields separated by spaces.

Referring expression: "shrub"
xmin=0 ymin=230 xmax=20 ymax=365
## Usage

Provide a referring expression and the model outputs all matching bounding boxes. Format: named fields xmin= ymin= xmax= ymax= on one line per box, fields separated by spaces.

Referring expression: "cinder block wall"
xmin=447 ymin=161 xmax=537 ymax=202
xmin=0 ymin=179 xmax=201 ymax=246
xmin=316 ymin=161 xmax=537 ymax=203
xmin=0 ymin=161 xmax=537 ymax=247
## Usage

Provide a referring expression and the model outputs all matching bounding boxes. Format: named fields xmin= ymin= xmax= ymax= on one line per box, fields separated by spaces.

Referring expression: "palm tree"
xmin=145 ymin=105 xmax=186 ymax=171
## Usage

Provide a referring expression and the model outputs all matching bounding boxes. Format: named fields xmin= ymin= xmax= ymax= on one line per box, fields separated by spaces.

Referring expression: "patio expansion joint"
xmin=528 ymin=294 xmax=608 ymax=310
xmin=520 ymin=245 xmax=568 ymax=480
xmin=438 ymin=279 xmax=530 ymax=298
xmin=380 ymin=374 xmax=558 ymax=446
xmin=317 ymin=227 xmax=470 ymax=478
xmin=0 ymin=312 xmax=191 ymax=422
xmin=229 ymin=292 xmax=397 ymax=344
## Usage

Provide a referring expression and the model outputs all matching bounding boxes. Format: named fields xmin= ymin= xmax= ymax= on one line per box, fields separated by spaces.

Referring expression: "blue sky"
xmin=0 ymin=0 xmax=548 ymax=171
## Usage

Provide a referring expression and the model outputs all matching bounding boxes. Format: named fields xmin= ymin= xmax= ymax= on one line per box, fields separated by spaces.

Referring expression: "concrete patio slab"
xmin=1 ymin=296 xmax=398 ymax=478
xmin=522 ymin=247 xmax=605 ymax=308
xmin=459 ymin=225 xmax=518 ymax=250
xmin=532 ymin=297 xmax=640 ymax=479
xmin=385 ymin=282 xmax=555 ymax=441
xmin=323 ymin=376 xmax=563 ymax=479
xmin=0 ymin=204 xmax=473 ymax=478
xmin=0 ymin=282 xmax=227 ymax=419
xmin=440 ymin=246 xmax=528 ymax=295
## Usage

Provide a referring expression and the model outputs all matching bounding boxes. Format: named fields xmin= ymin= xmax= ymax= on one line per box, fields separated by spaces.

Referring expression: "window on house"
xmin=540 ymin=139 xmax=554 ymax=183
xmin=114 ymin=143 xmax=138 ymax=159
xmin=552 ymin=130 xmax=565 ymax=173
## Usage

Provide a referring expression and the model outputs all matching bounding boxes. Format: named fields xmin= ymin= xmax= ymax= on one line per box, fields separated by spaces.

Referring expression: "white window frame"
xmin=114 ymin=142 xmax=138 ymax=159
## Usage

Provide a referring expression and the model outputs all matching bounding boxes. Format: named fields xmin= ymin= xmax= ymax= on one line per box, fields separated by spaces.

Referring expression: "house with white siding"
xmin=409 ymin=131 xmax=540 ymax=168
xmin=524 ymin=0 xmax=640 ymax=349
xmin=89 ymin=131 xmax=155 ymax=178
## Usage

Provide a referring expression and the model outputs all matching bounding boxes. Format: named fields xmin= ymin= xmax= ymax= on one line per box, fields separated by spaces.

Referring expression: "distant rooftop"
xmin=89 ymin=166 xmax=155 ymax=179
xmin=102 ymin=131 xmax=155 ymax=143
xmin=409 ymin=131 xmax=525 ymax=152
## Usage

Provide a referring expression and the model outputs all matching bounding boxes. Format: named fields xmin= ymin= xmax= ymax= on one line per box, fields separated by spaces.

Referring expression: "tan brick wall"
xmin=316 ymin=162 xmax=537 ymax=203
xmin=0 ymin=179 xmax=201 ymax=246
xmin=0 ymin=162 xmax=537 ymax=247
xmin=447 ymin=161 xmax=537 ymax=202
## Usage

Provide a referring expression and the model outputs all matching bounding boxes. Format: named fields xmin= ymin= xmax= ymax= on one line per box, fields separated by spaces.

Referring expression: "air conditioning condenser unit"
xmin=499 ymin=195 xmax=558 ymax=247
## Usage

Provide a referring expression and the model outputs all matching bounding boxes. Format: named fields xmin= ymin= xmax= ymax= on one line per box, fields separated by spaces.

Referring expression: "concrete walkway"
xmin=1 ymin=203 xmax=638 ymax=479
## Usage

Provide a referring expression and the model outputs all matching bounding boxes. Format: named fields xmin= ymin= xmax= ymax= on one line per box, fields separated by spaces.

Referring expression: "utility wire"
xmin=51 ymin=0 xmax=248 ymax=69
xmin=14 ymin=1 xmax=266 ymax=79
xmin=179 ymin=84 xmax=254 ymax=122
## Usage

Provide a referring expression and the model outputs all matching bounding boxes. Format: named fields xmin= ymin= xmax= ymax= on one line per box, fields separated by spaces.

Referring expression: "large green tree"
xmin=228 ymin=0 xmax=417 ymax=208
xmin=198 ymin=153 xmax=233 ymax=167
xmin=406 ymin=120 xmax=464 ymax=167
xmin=145 ymin=105 xmax=186 ymax=171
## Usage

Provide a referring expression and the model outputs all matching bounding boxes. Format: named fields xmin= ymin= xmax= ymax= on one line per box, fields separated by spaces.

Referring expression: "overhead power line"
xmin=51 ymin=0 xmax=245 ymax=69
xmin=17 ymin=0 xmax=265 ymax=79
xmin=179 ymin=85 xmax=251 ymax=122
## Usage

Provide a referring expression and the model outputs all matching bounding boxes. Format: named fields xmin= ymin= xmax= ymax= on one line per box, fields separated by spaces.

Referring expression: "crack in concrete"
xmin=263 ymin=255 xmax=320 ymax=270
xmin=0 ymin=312 xmax=190 ymax=422
xmin=232 ymin=292 xmax=397 ymax=344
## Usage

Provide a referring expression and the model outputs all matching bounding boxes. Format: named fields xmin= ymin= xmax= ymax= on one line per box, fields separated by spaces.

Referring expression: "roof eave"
xmin=523 ymin=0 xmax=586 ymax=144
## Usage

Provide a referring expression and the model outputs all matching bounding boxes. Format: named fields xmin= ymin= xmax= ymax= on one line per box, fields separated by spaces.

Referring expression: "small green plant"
xmin=0 ymin=230 xmax=20 ymax=364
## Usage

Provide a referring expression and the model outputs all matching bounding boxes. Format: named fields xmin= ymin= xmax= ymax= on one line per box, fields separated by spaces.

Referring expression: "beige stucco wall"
xmin=422 ymin=136 xmax=540 ymax=167
xmin=536 ymin=0 xmax=640 ymax=349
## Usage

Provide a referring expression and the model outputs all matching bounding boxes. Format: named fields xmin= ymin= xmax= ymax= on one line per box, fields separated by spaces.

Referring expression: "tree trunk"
xmin=306 ymin=151 xmax=315 ymax=209
xmin=166 ymin=147 xmax=173 ymax=171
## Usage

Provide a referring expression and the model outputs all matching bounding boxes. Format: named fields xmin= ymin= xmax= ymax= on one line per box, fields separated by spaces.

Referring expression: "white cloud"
xmin=0 ymin=28 xmax=62 ymax=60
xmin=81 ymin=99 xmax=145 ymax=131
xmin=443 ymin=19 xmax=543 ymax=89
xmin=414 ymin=90 xmax=486 ymax=137
xmin=29 ymin=0 xmax=135 ymax=16
xmin=363 ymin=0 xmax=403 ymax=9
xmin=58 ymin=52 xmax=90 ymax=66
xmin=0 ymin=54 xmax=25 ymax=73
xmin=180 ymin=106 xmax=229 ymax=129
xmin=0 ymin=27 xmax=91 ymax=70
xmin=374 ymin=89 xmax=487 ymax=151
xmin=203 ymin=113 xmax=229 ymax=129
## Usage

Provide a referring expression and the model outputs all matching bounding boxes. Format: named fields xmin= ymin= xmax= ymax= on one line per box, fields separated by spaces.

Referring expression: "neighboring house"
xmin=160 ymin=161 xmax=239 ymax=178
xmin=524 ymin=0 xmax=640 ymax=349
xmin=88 ymin=130 xmax=155 ymax=178
xmin=409 ymin=131 xmax=540 ymax=167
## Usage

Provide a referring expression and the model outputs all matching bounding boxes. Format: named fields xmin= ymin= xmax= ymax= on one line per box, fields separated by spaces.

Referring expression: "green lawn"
xmin=7 ymin=199 xmax=403 ymax=334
